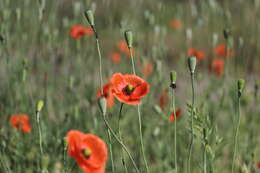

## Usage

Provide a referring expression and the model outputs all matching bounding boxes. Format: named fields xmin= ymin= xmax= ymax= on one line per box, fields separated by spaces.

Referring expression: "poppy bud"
xmin=238 ymin=79 xmax=245 ymax=97
xmin=37 ymin=100 xmax=44 ymax=112
xmin=84 ymin=10 xmax=94 ymax=26
xmin=188 ymin=56 xmax=197 ymax=74
xmin=124 ymin=30 xmax=133 ymax=48
xmin=170 ymin=71 xmax=177 ymax=88
xmin=98 ymin=96 xmax=107 ymax=115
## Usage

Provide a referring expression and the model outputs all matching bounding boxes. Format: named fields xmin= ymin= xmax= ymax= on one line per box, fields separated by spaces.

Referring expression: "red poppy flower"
xmin=256 ymin=162 xmax=260 ymax=169
xmin=109 ymin=52 xmax=121 ymax=64
xmin=66 ymin=130 xmax=108 ymax=173
xmin=168 ymin=108 xmax=181 ymax=122
xmin=188 ymin=48 xmax=206 ymax=61
xmin=69 ymin=25 xmax=94 ymax=39
xmin=211 ymin=58 xmax=225 ymax=77
xmin=142 ymin=62 xmax=154 ymax=77
xmin=214 ymin=44 xmax=234 ymax=58
xmin=10 ymin=114 xmax=31 ymax=133
xmin=110 ymin=73 xmax=150 ymax=105
xmin=96 ymin=83 xmax=115 ymax=108
xmin=169 ymin=19 xmax=182 ymax=29
xmin=159 ymin=88 xmax=169 ymax=111
xmin=116 ymin=40 xmax=135 ymax=57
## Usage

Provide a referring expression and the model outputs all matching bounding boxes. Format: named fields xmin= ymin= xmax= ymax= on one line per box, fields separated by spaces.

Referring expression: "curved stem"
xmin=231 ymin=97 xmax=241 ymax=173
xmin=129 ymin=48 xmax=136 ymax=75
xmin=101 ymin=114 xmax=140 ymax=173
xmin=171 ymin=89 xmax=178 ymax=173
xmin=118 ymin=103 xmax=128 ymax=173
xmin=187 ymin=72 xmax=195 ymax=173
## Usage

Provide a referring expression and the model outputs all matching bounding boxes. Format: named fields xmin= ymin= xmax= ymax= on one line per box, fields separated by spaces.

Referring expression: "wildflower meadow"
xmin=0 ymin=0 xmax=260 ymax=173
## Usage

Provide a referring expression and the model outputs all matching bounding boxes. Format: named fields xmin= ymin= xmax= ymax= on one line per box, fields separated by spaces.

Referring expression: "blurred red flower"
xmin=169 ymin=108 xmax=181 ymax=122
xmin=256 ymin=162 xmax=260 ymax=169
xmin=159 ymin=88 xmax=169 ymax=111
xmin=116 ymin=40 xmax=134 ymax=57
xmin=109 ymin=52 xmax=121 ymax=64
xmin=169 ymin=19 xmax=182 ymax=29
xmin=69 ymin=25 xmax=93 ymax=39
xmin=211 ymin=58 xmax=225 ymax=77
xmin=188 ymin=48 xmax=206 ymax=61
xmin=66 ymin=130 xmax=108 ymax=173
xmin=10 ymin=114 xmax=31 ymax=133
xmin=214 ymin=44 xmax=234 ymax=57
xmin=96 ymin=83 xmax=115 ymax=108
xmin=110 ymin=73 xmax=149 ymax=105
xmin=142 ymin=62 xmax=154 ymax=77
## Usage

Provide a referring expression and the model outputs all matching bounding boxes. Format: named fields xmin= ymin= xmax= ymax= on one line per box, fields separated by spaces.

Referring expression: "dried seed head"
xmin=188 ymin=56 xmax=197 ymax=74
xmin=98 ymin=96 xmax=107 ymax=115
xmin=124 ymin=30 xmax=133 ymax=48
xmin=84 ymin=10 xmax=94 ymax=26
xmin=37 ymin=100 xmax=44 ymax=112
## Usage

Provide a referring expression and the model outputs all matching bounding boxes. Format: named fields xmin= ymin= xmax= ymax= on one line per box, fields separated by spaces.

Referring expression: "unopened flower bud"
xmin=124 ymin=30 xmax=133 ymax=48
xmin=237 ymin=79 xmax=245 ymax=97
xmin=37 ymin=100 xmax=44 ymax=112
xmin=170 ymin=71 xmax=177 ymax=88
xmin=188 ymin=56 xmax=197 ymax=74
xmin=98 ymin=96 xmax=107 ymax=115
xmin=84 ymin=10 xmax=94 ymax=26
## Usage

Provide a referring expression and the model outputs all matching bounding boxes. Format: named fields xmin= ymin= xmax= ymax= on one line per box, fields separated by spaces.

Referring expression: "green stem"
xmin=203 ymin=145 xmax=207 ymax=173
xmin=231 ymin=97 xmax=241 ymax=173
xmin=95 ymin=38 xmax=104 ymax=95
xmin=129 ymin=47 xmax=149 ymax=173
xmin=118 ymin=103 xmax=128 ymax=173
xmin=101 ymin=114 xmax=140 ymax=173
xmin=187 ymin=72 xmax=195 ymax=173
xmin=36 ymin=111 xmax=43 ymax=155
xmin=171 ymin=88 xmax=178 ymax=173
xmin=107 ymin=129 xmax=116 ymax=173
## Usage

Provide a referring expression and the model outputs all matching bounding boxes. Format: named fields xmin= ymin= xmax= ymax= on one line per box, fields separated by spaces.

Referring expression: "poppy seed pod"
xmin=84 ymin=10 xmax=94 ymax=26
xmin=98 ymin=96 xmax=107 ymax=115
xmin=124 ymin=30 xmax=133 ymax=48
xmin=238 ymin=79 xmax=245 ymax=96
xmin=188 ymin=56 xmax=197 ymax=74
xmin=37 ymin=100 xmax=44 ymax=112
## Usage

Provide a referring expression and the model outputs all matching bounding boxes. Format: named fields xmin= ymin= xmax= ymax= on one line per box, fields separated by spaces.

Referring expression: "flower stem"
xmin=36 ymin=111 xmax=43 ymax=156
xmin=171 ymin=88 xmax=178 ymax=173
xmin=231 ymin=96 xmax=241 ymax=173
xmin=118 ymin=103 xmax=128 ymax=173
xmin=129 ymin=47 xmax=150 ymax=173
xmin=101 ymin=114 xmax=140 ymax=173
xmin=203 ymin=145 xmax=207 ymax=173
xmin=187 ymin=72 xmax=195 ymax=173
xmin=107 ymin=128 xmax=116 ymax=173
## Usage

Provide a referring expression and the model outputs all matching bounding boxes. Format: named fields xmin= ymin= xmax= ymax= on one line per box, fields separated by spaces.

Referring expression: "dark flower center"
xmin=123 ymin=85 xmax=135 ymax=95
